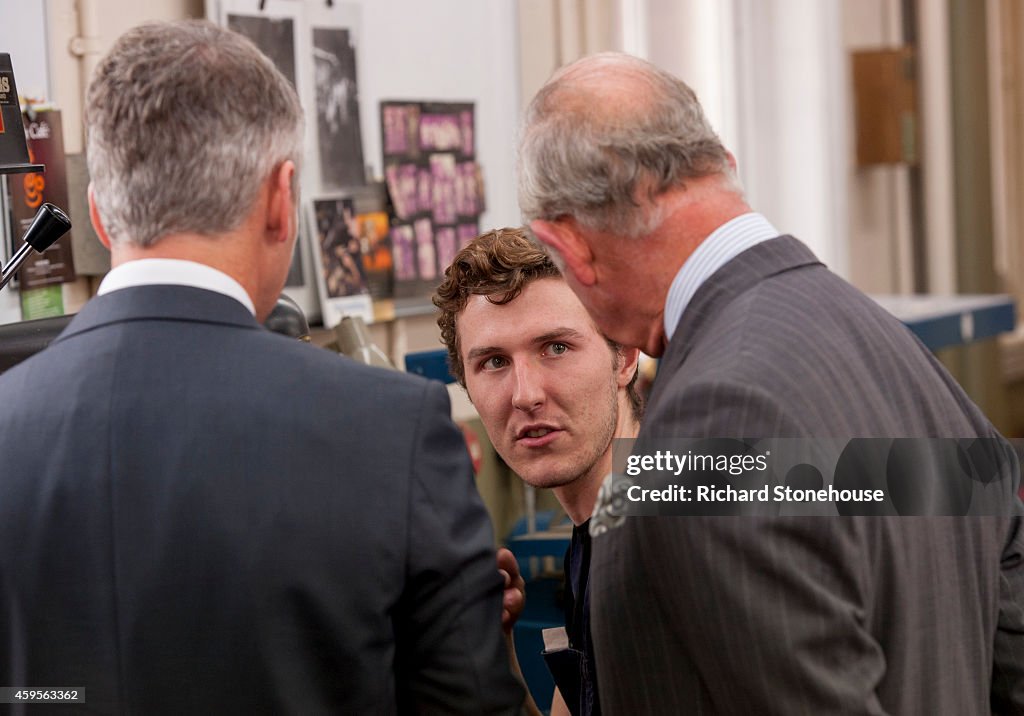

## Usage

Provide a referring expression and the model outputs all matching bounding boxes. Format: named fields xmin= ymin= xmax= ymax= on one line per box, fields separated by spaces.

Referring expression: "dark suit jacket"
xmin=592 ymin=237 xmax=1024 ymax=714
xmin=0 ymin=285 xmax=523 ymax=714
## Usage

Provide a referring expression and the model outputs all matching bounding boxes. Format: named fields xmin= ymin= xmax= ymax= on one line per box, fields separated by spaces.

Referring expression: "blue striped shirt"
xmin=663 ymin=212 xmax=780 ymax=342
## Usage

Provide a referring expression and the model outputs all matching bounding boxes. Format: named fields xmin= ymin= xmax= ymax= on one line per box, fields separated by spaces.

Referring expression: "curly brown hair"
xmin=433 ymin=227 xmax=643 ymax=421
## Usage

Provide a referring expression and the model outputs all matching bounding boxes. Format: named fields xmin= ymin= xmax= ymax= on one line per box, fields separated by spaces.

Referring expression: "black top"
xmin=543 ymin=519 xmax=600 ymax=716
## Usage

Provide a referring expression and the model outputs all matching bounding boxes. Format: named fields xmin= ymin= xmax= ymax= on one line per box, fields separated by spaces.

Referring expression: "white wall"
xmin=622 ymin=0 xmax=849 ymax=276
xmin=731 ymin=0 xmax=849 ymax=276
xmin=0 ymin=0 xmax=50 ymax=99
xmin=352 ymin=0 xmax=520 ymax=230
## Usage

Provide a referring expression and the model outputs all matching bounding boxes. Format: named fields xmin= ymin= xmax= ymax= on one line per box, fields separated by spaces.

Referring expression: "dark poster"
xmin=313 ymin=27 xmax=366 ymax=188
xmin=8 ymin=110 xmax=75 ymax=290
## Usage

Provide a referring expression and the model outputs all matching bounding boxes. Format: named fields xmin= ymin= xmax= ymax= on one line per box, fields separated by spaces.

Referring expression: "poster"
xmin=309 ymin=196 xmax=372 ymax=328
xmin=313 ymin=27 xmax=365 ymax=188
xmin=380 ymin=100 xmax=484 ymax=297
xmin=353 ymin=210 xmax=392 ymax=300
xmin=7 ymin=110 xmax=76 ymax=319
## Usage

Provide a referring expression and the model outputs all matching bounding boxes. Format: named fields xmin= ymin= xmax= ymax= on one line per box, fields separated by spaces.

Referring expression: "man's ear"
xmin=530 ymin=219 xmax=596 ymax=286
xmin=617 ymin=346 xmax=641 ymax=388
xmin=87 ymin=184 xmax=112 ymax=250
xmin=266 ymin=160 xmax=297 ymax=243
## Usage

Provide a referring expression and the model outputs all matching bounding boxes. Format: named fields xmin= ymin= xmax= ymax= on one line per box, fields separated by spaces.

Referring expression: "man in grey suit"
xmin=0 ymin=21 xmax=522 ymax=714
xmin=520 ymin=52 xmax=1024 ymax=714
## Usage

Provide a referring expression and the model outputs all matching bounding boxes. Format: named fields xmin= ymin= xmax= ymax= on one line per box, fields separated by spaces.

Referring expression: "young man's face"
xmin=458 ymin=277 xmax=628 ymax=490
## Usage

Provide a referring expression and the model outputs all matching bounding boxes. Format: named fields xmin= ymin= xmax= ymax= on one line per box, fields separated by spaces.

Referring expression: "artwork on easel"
xmin=380 ymin=100 xmax=484 ymax=297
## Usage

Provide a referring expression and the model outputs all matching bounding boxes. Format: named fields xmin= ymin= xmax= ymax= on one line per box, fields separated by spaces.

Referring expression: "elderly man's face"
xmin=535 ymin=223 xmax=666 ymax=356
xmin=458 ymin=277 xmax=626 ymax=490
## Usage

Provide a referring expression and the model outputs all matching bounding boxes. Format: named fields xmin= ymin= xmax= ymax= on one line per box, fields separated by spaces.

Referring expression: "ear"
xmin=616 ymin=346 xmax=641 ymax=389
xmin=265 ymin=160 xmax=297 ymax=244
xmin=530 ymin=219 xmax=596 ymax=287
xmin=725 ymin=150 xmax=738 ymax=173
xmin=87 ymin=184 xmax=112 ymax=251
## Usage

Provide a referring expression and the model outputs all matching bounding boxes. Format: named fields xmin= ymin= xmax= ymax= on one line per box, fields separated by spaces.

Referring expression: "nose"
xmin=511 ymin=360 xmax=545 ymax=412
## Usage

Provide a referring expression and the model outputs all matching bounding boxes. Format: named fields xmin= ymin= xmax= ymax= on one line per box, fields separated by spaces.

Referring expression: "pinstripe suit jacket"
xmin=591 ymin=237 xmax=1024 ymax=714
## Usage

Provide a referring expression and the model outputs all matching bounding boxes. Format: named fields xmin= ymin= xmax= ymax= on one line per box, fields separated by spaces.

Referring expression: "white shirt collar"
xmin=97 ymin=258 xmax=256 ymax=316
xmin=663 ymin=212 xmax=779 ymax=342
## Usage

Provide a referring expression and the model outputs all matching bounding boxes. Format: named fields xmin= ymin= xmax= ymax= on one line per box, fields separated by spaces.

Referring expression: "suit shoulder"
xmin=254 ymin=330 xmax=441 ymax=401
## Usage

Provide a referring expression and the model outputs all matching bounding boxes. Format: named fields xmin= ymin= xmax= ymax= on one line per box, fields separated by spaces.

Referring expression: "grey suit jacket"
xmin=592 ymin=237 xmax=1024 ymax=714
xmin=0 ymin=285 xmax=523 ymax=714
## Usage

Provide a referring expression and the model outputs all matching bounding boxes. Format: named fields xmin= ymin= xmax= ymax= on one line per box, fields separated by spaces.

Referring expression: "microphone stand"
xmin=0 ymin=203 xmax=72 ymax=291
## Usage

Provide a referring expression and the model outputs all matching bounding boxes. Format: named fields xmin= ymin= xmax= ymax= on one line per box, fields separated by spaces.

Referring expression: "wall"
xmin=842 ymin=0 xmax=913 ymax=294
xmin=606 ymin=0 xmax=850 ymax=275
xmin=0 ymin=1 xmax=50 ymax=99
xmin=2 ymin=0 xmax=520 ymax=364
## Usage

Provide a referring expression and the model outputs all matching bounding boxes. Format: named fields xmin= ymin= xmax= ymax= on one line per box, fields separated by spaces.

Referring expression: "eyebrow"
xmin=464 ymin=327 xmax=586 ymax=363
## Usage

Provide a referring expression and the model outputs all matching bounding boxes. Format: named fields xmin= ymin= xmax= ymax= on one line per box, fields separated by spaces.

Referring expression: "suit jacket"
xmin=592 ymin=237 xmax=1024 ymax=714
xmin=0 ymin=285 xmax=523 ymax=714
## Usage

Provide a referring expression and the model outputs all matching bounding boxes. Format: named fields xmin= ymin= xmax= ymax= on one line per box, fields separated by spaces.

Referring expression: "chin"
xmin=518 ymin=470 xmax=579 ymax=491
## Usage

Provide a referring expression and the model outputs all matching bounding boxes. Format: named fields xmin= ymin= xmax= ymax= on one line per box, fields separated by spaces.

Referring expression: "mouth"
xmin=515 ymin=425 xmax=562 ymax=448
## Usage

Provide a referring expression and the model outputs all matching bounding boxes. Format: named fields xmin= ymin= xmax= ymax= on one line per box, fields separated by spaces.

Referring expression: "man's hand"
xmin=497 ymin=547 xmax=526 ymax=634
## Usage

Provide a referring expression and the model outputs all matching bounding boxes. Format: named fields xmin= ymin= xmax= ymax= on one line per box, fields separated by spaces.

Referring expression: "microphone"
xmin=0 ymin=203 xmax=72 ymax=291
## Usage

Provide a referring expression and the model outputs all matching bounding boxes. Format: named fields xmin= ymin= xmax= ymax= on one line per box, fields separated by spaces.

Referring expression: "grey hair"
xmin=518 ymin=52 xmax=732 ymax=237
xmin=86 ymin=20 xmax=304 ymax=248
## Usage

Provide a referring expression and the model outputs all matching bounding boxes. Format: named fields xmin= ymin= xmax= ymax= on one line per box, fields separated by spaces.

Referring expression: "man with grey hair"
xmin=0 ymin=20 xmax=522 ymax=714
xmin=521 ymin=52 xmax=1023 ymax=714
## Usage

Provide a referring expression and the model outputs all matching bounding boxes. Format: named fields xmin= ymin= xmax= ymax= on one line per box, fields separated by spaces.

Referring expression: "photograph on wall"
xmin=390 ymin=224 xmax=416 ymax=283
xmin=308 ymin=196 xmax=372 ymax=328
xmin=381 ymin=103 xmax=421 ymax=159
xmin=313 ymin=27 xmax=365 ymax=189
xmin=379 ymin=100 xmax=483 ymax=297
xmin=353 ymin=210 xmax=392 ymax=300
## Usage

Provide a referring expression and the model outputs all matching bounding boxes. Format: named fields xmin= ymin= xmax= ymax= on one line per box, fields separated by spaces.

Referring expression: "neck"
xmin=553 ymin=391 xmax=641 ymax=525
xmin=637 ymin=179 xmax=751 ymax=355
xmin=111 ymin=231 xmax=263 ymax=317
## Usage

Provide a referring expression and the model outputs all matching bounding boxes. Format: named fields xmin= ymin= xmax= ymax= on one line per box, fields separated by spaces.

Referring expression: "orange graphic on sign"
xmin=23 ymin=146 xmax=44 ymax=209
xmin=23 ymin=173 xmax=45 ymax=209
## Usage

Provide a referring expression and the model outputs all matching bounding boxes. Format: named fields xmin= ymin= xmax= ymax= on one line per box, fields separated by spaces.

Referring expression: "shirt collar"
xmin=97 ymin=258 xmax=256 ymax=316
xmin=663 ymin=212 xmax=779 ymax=342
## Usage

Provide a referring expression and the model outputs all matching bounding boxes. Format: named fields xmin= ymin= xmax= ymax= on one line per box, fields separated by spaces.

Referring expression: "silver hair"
xmin=86 ymin=20 xmax=304 ymax=248
xmin=518 ymin=52 xmax=734 ymax=237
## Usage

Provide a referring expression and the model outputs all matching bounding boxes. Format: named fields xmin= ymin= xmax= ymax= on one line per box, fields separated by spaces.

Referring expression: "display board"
xmin=207 ymin=0 xmax=519 ymax=322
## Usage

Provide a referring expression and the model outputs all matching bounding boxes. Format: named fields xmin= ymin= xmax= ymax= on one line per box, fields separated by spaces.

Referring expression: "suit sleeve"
xmin=393 ymin=380 xmax=524 ymax=714
xmin=623 ymin=380 xmax=892 ymax=714
xmin=993 ymin=505 xmax=1024 ymax=714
